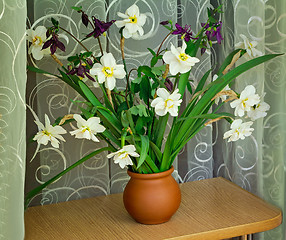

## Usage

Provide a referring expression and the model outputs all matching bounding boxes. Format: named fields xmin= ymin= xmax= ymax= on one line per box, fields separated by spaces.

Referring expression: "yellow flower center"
xmin=119 ymin=151 xmax=128 ymax=159
xmin=129 ymin=16 xmax=137 ymax=23
xmin=82 ymin=126 xmax=91 ymax=133
xmin=42 ymin=130 xmax=51 ymax=136
xmin=32 ymin=36 xmax=43 ymax=46
xmin=165 ymin=99 xmax=174 ymax=108
xmin=102 ymin=67 xmax=114 ymax=77
xmin=179 ymin=53 xmax=188 ymax=61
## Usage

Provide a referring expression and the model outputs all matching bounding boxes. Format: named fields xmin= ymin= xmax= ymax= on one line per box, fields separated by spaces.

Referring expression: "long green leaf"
xmin=27 ymin=65 xmax=60 ymax=77
xmin=137 ymin=135 xmax=149 ymax=169
xmin=25 ymin=147 xmax=112 ymax=209
xmin=149 ymin=140 xmax=162 ymax=163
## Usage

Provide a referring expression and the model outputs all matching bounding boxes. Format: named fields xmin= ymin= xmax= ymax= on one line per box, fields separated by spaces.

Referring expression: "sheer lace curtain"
xmin=0 ymin=0 xmax=26 ymax=240
xmin=0 ymin=0 xmax=279 ymax=239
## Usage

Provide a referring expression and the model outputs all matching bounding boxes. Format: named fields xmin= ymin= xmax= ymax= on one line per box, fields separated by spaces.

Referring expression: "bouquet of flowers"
xmin=25 ymin=3 xmax=280 ymax=207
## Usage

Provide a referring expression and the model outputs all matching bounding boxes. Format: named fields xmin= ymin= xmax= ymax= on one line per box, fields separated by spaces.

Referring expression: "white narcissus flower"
xmin=90 ymin=52 xmax=125 ymax=90
xmin=115 ymin=4 xmax=147 ymax=39
xmin=151 ymin=88 xmax=182 ymax=117
xmin=26 ymin=26 xmax=49 ymax=60
xmin=33 ymin=114 xmax=67 ymax=148
xmin=235 ymin=34 xmax=263 ymax=59
xmin=223 ymin=119 xmax=254 ymax=142
xmin=247 ymin=102 xmax=270 ymax=121
xmin=107 ymin=145 xmax=139 ymax=169
xmin=163 ymin=41 xmax=200 ymax=75
xmin=213 ymin=74 xmax=231 ymax=104
xmin=230 ymin=85 xmax=260 ymax=117
xmin=70 ymin=114 xmax=106 ymax=142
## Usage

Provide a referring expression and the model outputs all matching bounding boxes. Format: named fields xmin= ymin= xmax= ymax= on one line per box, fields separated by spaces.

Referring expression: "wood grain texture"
xmin=24 ymin=177 xmax=282 ymax=240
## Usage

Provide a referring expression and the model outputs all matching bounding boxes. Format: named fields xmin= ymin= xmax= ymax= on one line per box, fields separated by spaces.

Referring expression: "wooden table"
xmin=24 ymin=177 xmax=282 ymax=240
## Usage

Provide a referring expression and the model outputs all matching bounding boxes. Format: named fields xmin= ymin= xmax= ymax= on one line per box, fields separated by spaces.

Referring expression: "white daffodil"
xmin=115 ymin=4 xmax=147 ymax=39
xmin=230 ymin=85 xmax=260 ymax=117
xmin=223 ymin=119 xmax=254 ymax=142
xmin=70 ymin=114 xmax=106 ymax=142
xmin=247 ymin=101 xmax=270 ymax=121
xmin=151 ymin=88 xmax=182 ymax=117
xmin=107 ymin=145 xmax=139 ymax=169
xmin=33 ymin=114 xmax=67 ymax=148
xmin=90 ymin=52 xmax=125 ymax=90
xmin=163 ymin=41 xmax=200 ymax=75
xmin=26 ymin=26 xmax=49 ymax=60
xmin=213 ymin=74 xmax=231 ymax=104
xmin=235 ymin=34 xmax=262 ymax=59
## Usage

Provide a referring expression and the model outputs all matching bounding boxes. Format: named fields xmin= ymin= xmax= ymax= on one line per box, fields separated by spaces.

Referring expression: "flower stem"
xmin=97 ymin=37 xmax=104 ymax=55
xmin=120 ymin=36 xmax=133 ymax=105
xmin=156 ymin=32 xmax=172 ymax=56
xmin=51 ymin=54 xmax=63 ymax=66
xmin=59 ymin=26 xmax=100 ymax=63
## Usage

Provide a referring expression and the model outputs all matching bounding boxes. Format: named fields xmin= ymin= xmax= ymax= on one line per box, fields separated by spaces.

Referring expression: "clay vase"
xmin=123 ymin=166 xmax=181 ymax=224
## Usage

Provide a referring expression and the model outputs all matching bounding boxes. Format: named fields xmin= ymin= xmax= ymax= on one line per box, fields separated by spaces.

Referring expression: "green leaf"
xmin=130 ymin=105 xmax=149 ymax=117
xmin=25 ymin=147 xmax=112 ymax=209
xmin=139 ymin=75 xmax=152 ymax=105
xmin=187 ymin=81 xmax=193 ymax=94
xmin=194 ymin=69 xmax=212 ymax=94
xmin=71 ymin=6 xmax=82 ymax=12
xmin=137 ymin=135 xmax=150 ymax=169
xmin=51 ymin=18 xmax=59 ymax=27
xmin=151 ymin=64 xmax=166 ymax=76
xmin=147 ymin=48 xmax=156 ymax=56
xmin=177 ymin=112 xmax=234 ymax=122
xmin=121 ymin=111 xmax=129 ymax=128
xmin=133 ymin=76 xmax=142 ymax=84
xmin=27 ymin=65 xmax=59 ymax=77
xmin=149 ymin=140 xmax=162 ymax=163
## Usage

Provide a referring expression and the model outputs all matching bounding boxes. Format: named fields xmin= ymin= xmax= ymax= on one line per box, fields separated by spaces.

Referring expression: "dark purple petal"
xmin=42 ymin=39 xmax=52 ymax=50
xmin=67 ymin=68 xmax=77 ymax=75
xmin=160 ymin=21 xmax=169 ymax=26
xmin=56 ymin=40 xmax=66 ymax=52
xmin=174 ymin=23 xmax=183 ymax=32
xmin=85 ymin=72 xmax=95 ymax=81
xmin=164 ymin=78 xmax=173 ymax=92
xmin=50 ymin=44 xmax=57 ymax=55
xmin=184 ymin=35 xmax=191 ymax=42
xmin=77 ymin=65 xmax=85 ymax=77
xmin=172 ymin=30 xmax=181 ymax=35
xmin=82 ymin=12 xmax=89 ymax=27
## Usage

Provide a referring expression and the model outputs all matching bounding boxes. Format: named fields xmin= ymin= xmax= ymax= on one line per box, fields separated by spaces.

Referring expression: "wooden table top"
xmin=24 ymin=177 xmax=282 ymax=240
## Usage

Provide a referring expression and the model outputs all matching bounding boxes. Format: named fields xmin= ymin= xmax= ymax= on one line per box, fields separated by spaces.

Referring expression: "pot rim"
xmin=127 ymin=166 xmax=174 ymax=179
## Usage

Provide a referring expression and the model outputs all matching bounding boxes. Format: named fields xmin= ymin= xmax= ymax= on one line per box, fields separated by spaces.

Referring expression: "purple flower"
xmin=202 ymin=21 xmax=223 ymax=44
xmin=42 ymin=33 xmax=65 ymax=55
xmin=68 ymin=59 xmax=94 ymax=81
xmin=160 ymin=21 xmax=169 ymax=26
xmin=81 ymin=12 xmax=89 ymax=27
xmin=172 ymin=23 xmax=197 ymax=42
xmin=164 ymin=78 xmax=173 ymax=92
xmin=86 ymin=17 xmax=115 ymax=39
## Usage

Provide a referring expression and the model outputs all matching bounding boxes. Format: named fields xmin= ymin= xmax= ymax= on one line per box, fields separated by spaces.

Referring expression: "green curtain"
xmin=0 ymin=0 xmax=26 ymax=239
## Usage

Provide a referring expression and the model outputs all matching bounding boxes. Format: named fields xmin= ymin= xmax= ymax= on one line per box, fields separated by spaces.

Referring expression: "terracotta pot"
xmin=123 ymin=166 xmax=181 ymax=224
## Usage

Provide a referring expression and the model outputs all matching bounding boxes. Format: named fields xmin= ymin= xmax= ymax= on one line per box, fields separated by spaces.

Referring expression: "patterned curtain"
xmin=0 ymin=0 xmax=26 ymax=239
xmin=23 ymin=0 xmax=285 ymax=239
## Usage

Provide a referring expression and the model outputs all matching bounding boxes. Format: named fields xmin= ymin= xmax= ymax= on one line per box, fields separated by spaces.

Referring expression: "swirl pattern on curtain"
xmin=26 ymin=2 xmax=285 ymax=239
xmin=0 ymin=0 xmax=26 ymax=239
